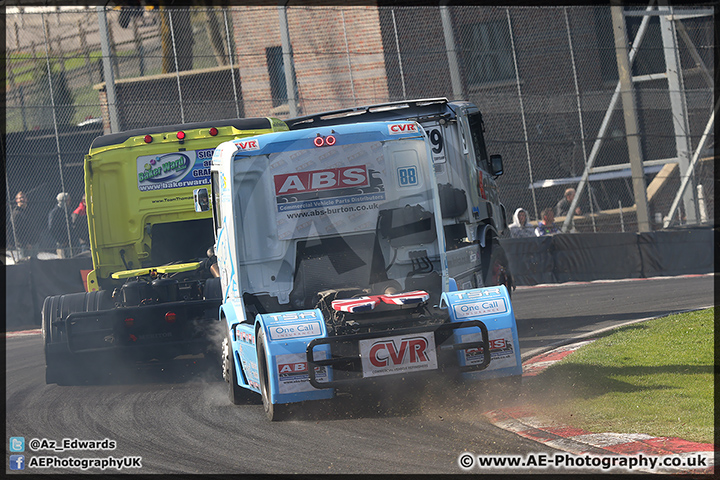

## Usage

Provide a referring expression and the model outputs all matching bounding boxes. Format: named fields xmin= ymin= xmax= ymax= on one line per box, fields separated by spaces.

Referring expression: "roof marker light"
xmin=325 ymin=135 xmax=336 ymax=146
xmin=176 ymin=131 xmax=186 ymax=140
xmin=313 ymin=134 xmax=324 ymax=147
xmin=144 ymin=135 xmax=153 ymax=143
xmin=209 ymin=127 xmax=218 ymax=136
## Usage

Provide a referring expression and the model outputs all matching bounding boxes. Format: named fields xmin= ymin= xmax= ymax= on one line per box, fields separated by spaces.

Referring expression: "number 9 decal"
xmin=430 ymin=129 xmax=443 ymax=154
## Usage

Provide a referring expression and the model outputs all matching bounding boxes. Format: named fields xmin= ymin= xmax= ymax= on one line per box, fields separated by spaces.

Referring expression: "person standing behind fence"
xmin=508 ymin=207 xmax=535 ymax=238
xmin=555 ymin=187 xmax=582 ymax=217
xmin=71 ymin=193 xmax=89 ymax=253
xmin=10 ymin=191 xmax=40 ymax=258
xmin=48 ymin=192 xmax=74 ymax=258
xmin=535 ymin=207 xmax=560 ymax=236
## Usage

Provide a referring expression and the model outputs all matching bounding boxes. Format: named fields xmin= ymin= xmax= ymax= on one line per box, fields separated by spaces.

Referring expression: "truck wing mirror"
xmin=489 ymin=154 xmax=503 ymax=177
xmin=194 ymin=188 xmax=210 ymax=212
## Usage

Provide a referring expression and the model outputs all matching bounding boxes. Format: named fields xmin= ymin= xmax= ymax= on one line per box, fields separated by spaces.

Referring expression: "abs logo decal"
xmin=276 ymin=352 xmax=328 ymax=394
xmin=388 ymin=123 xmax=419 ymax=135
xmin=359 ymin=332 xmax=438 ymax=377
xmin=233 ymin=138 xmax=260 ymax=151
xmin=273 ymin=165 xmax=369 ymax=195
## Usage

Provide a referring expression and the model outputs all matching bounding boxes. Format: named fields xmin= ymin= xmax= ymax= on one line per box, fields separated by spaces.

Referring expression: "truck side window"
xmin=468 ymin=113 xmax=489 ymax=170
xmin=211 ymin=171 xmax=222 ymax=235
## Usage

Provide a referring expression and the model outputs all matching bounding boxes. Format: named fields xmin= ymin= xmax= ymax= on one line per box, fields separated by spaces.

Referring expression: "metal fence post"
xmin=97 ymin=6 xmax=120 ymax=133
xmin=42 ymin=11 xmax=74 ymax=254
xmin=440 ymin=3 xmax=463 ymax=100
xmin=611 ymin=5 xmax=650 ymax=233
xmin=168 ymin=10 xmax=186 ymax=124
xmin=564 ymin=7 xmax=596 ymax=232
xmin=506 ymin=8 xmax=538 ymax=222
xmin=223 ymin=9 xmax=241 ymax=119
xmin=659 ymin=6 xmax=696 ymax=224
xmin=278 ymin=4 xmax=298 ymax=117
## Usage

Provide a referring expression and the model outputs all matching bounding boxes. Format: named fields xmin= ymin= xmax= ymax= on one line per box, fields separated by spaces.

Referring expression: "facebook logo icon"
xmin=9 ymin=455 xmax=25 ymax=470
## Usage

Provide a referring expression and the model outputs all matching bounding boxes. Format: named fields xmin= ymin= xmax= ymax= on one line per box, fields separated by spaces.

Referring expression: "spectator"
xmin=535 ymin=207 xmax=560 ymax=236
xmin=555 ymin=187 xmax=582 ymax=217
xmin=48 ymin=192 xmax=74 ymax=258
xmin=10 ymin=191 xmax=40 ymax=258
xmin=508 ymin=207 xmax=535 ymax=238
xmin=72 ymin=193 xmax=89 ymax=253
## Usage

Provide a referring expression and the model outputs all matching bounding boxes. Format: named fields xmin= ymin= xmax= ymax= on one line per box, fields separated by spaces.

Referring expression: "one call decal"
xmin=359 ymin=332 xmax=438 ymax=378
xmin=137 ymin=148 xmax=214 ymax=192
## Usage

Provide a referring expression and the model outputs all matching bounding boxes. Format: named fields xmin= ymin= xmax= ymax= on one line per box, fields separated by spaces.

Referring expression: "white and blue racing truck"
xmin=196 ymin=121 xmax=521 ymax=420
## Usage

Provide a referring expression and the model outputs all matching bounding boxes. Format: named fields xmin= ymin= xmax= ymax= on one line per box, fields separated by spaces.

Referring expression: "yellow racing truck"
xmin=42 ymin=118 xmax=288 ymax=384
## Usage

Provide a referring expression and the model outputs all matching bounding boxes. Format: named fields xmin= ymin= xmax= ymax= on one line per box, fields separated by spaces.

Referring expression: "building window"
xmin=592 ymin=8 xmax=666 ymax=83
xmin=460 ymin=20 xmax=515 ymax=87
xmin=266 ymin=46 xmax=287 ymax=108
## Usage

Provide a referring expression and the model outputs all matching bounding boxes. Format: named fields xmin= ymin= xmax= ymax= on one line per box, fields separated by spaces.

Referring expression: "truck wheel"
xmin=222 ymin=325 xmax=252 ymax=405
xmin=42 ymin=292 xmax=111 ymax=385
xmin=257 ymin=329 xmax=288 ymax=421
xmin=482 ymin=239 xmax=514 ymax=298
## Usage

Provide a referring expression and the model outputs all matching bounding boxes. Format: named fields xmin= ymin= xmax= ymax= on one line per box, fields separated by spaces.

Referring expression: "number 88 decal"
xmin=397 ymin=166 xmax=418 ymax=187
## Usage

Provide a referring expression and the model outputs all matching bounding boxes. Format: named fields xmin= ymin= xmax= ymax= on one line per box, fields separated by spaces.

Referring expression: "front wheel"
xmin=222 ymin=324 xmax=254 ymax=405
xmin=482 ymin=239 xmax=514 ymax=298
xmin=257 ymin=329 xmax=289 ymax=421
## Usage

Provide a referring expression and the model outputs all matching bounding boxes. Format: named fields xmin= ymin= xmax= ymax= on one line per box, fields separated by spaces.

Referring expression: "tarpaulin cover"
xmin=5 ymin=263 xmax=35 ymax=329
xmin=552 ymin=232 xmax=643 ymax=283
xmin=5 ymin=256 xmax=93 ymax=329
xmin=638 ymin=227 xmax=715 ymax=277
xmin=500 ymin=236 xmax=555 ymax=286
xmin=4 ymin=228 xmax=713 ymax=330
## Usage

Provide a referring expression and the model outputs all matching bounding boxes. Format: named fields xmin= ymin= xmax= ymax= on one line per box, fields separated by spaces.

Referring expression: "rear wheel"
xmin=43 ymin=292 xmax=111 ymax=385
xmin=482 ymin=239 xmax=514 ymax=298
xmin=257 ymin=329 xmax=289 ymax=421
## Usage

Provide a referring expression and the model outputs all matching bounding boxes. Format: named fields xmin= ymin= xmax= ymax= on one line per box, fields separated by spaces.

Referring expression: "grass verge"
xmin=523 ymin=308 xmax=714 ymax=444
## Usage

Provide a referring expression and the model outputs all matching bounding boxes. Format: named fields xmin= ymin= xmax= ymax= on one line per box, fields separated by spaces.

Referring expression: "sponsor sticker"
xmin=233 ymin=138 xmax=260 ymax=151
xmin=277 ymin=352 xmax=328 ymax=393
xmin=453 ymin=298 xmax=508 ymax=319
xmin=268 ymin=321 xmax=322 ymax=340
xmin=448 ymin=287 xmax=504 ymax=301
xmin=462 ymin=328 xmax=517 ymax=371
xmin=388 ymin=123 xmax=419 ymax=135
xmin=266 ymin=311 xmax=319 ymax=322
xmin=274 ymin=165 xmax=369 ymax=195
xmin=136 ymin=149 xmax=214 ymax=192
xmin=359 ymin=332 xmax=437 ymax=378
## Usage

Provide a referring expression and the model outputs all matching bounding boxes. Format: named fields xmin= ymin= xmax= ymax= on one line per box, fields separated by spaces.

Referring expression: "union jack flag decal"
xmin=331 ymin=290 xmax=429 ymax=313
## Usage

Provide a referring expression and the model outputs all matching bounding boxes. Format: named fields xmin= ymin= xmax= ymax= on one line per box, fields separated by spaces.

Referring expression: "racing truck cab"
xmin=41 ymin=118 xmax=288 ymax=385
xmin=203 ymin=120 xmax=522 ymax=420
xmin=287 ymin=98 xmax=512 ymax=293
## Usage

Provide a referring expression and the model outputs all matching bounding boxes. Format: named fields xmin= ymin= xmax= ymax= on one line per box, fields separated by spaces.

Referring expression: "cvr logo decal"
xmin=369 ymin=336 xmax=430 ymax=368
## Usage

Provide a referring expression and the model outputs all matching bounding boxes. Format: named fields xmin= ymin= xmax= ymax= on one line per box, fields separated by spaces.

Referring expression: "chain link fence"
xmin=5 ymin=5 xmax=714 ymax=263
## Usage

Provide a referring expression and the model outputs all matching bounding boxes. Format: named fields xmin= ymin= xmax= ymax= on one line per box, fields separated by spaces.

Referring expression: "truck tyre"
xmin=222 ymin=324 xmax=253 ymax=405
xmin=43 ymin=291 xmax=111 ymax=385
xmin=257 ymin=329 xmax=289 ymax=421
xmin=482 ymin=239 xmax=514 ymax=298
xmin=43 ymin=295 xmax=79 ymax=385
